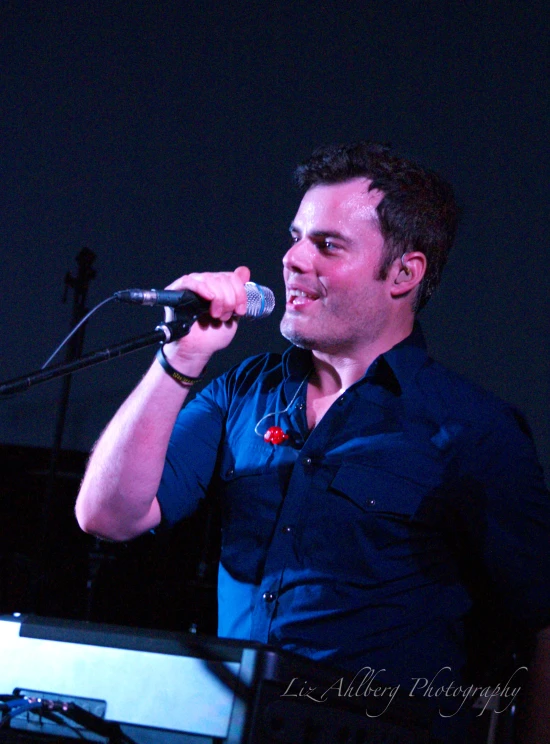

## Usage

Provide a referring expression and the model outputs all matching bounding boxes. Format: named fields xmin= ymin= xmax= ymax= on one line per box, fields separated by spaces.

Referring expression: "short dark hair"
xmin=294 ymin=141 xmax=459 ymax=310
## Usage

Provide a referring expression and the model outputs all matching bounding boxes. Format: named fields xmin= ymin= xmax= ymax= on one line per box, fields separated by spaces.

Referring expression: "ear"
xmin=390 ymin=252 xmax=427 ymax=299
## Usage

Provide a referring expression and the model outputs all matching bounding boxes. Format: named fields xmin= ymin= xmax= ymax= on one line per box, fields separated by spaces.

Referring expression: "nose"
xmin=282 ymin=238 xmax=314 ymax=273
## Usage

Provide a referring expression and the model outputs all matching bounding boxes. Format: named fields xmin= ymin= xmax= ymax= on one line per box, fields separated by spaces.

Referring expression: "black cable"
xmin=0 ymin=695 xmax=136 ymax=743
xmin=41 ymin=295 xmax=117 ymax=369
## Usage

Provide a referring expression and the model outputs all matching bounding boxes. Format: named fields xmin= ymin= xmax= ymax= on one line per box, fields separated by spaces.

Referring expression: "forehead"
xmin=294 ymin=178 xmax=384 ymax=229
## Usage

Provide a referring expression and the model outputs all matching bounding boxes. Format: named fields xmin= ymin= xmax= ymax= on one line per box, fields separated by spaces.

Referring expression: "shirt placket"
xmin=250 ymin=383 xmax=348 ymax=641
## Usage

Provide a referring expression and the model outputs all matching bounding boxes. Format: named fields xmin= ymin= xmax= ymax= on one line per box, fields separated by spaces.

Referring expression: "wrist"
xmin=162 ymin=343 xmax=211 ymax=376
xmin=155 ymin=347 xmax=207 ymax=387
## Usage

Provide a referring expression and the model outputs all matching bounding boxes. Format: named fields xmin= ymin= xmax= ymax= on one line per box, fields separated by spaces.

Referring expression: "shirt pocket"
xmin=327 ymin=462 xmax=439 ymax=550
xmin=330 ymin=462 xmax=427 ymax=513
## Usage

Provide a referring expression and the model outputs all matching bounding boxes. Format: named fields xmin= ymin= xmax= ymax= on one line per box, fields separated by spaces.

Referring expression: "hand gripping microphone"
xmin=114 ymin=281 xmax=275 ymax=320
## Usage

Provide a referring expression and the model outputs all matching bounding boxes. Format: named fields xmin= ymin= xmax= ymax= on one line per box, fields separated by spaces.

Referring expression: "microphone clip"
xmin=155 ymin=304 xmax=202 ymax=344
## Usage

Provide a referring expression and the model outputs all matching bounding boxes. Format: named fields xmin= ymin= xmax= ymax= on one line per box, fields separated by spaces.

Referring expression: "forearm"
xmin=75 ymin=353 xmax=203 ymax=541
xmin=75 ymin=265 xmax=250 ymax=541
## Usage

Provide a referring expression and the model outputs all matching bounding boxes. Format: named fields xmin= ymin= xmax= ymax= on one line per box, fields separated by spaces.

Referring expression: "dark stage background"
xmin=0 ymin=1 xmax=548 ymax=628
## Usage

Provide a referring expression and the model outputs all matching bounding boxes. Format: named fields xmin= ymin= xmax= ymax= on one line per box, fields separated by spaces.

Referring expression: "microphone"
xmin=114 ymin=281 xmax=275 ymax=319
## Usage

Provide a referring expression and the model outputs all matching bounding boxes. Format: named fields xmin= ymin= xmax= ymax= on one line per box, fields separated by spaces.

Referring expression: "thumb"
xmin=234 ymin=265 xmax=251 ymax=284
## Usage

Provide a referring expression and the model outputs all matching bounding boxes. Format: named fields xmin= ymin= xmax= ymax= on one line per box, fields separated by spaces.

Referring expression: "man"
xmin=76 ymin=142 xmax=550 ymax=742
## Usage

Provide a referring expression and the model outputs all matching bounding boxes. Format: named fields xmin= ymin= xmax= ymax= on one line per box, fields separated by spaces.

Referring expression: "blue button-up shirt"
xmin=157 ymin=325 xmax=550 ymax=698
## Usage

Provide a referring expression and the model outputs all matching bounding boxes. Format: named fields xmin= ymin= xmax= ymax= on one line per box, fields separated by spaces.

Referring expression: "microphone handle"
xmin=114 ymin=282 xmax=275 ymax=319
xmin=116 ymin=288 xmax=207 ymax=309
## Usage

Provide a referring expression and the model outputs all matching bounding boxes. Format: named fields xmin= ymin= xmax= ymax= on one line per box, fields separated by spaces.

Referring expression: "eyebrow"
xmin=289 ymin=224 xmax=351 ymax=243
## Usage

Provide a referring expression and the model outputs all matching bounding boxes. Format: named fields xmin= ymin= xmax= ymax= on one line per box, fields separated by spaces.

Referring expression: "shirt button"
xmin=226 ymin=469 xmax=234 ymax=478
xmin=337 ymin=396 xmax=345 ymax=404
xmin=367 ymin=498 xmax=376 ymax=506
xmin=297 ymin=402 xmax=305 ymax=410
xmin=303 ymin=457 xmax=312 ymax=466
xmin=282 ymin=525 xmax=292 ymax=533
xmin=262 ymin=591 xmax=276 ymax=603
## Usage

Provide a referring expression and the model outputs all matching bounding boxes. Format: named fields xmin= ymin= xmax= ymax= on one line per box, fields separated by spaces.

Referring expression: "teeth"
xmin=288 ymin=289 xmax=317 ymax=305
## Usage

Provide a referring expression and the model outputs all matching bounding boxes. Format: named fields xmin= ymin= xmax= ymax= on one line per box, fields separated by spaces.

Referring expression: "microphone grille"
xmin=244 ymin=282 xmax=276 ymax=319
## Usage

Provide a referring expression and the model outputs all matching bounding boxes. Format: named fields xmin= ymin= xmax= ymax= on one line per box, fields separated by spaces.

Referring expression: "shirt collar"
xmin=281 ymin=321 xmax=429 ymax=395
xmin=282 ymin=344 xmax=314 ymax=380
xmin=375 ymin=322 xmax=429 ymax=394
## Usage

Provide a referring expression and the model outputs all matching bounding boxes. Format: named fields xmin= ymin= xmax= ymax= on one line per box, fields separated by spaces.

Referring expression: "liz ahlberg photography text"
xmin=280 ymin=665 xmax=526 ymax=718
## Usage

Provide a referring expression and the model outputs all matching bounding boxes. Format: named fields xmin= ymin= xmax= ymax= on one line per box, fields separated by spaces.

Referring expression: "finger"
xmin=164 ymin=273 xmax=216 ymax=300
xmin=163 ymin=268 xmax=250 ymax=320
xmin=207 ymin=273 xmax=243 ymax=320
xmin=233 ymin=266 xmax=251 ymax=316
xmin=205 ymin=268 xmax=250 ymax=320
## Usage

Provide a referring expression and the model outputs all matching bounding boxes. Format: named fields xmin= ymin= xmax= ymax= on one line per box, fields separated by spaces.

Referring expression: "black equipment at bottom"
xmin=0 ymin=614 xmax=435 ymax=743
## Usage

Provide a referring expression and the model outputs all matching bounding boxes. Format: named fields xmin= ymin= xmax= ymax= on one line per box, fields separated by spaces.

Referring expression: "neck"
xmin=310 ymin=320 xmax=414 ymax=395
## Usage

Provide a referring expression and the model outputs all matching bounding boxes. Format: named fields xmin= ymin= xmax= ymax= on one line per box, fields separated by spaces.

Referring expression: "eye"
xmin=288 ymin=232 xmax=300 ymax=246
xmin=319 ymin=239 xmax=340 ymax=253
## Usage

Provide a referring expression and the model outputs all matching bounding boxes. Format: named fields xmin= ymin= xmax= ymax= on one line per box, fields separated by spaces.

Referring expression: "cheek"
xmin=323 ymin=261 xmax=376 ymax=292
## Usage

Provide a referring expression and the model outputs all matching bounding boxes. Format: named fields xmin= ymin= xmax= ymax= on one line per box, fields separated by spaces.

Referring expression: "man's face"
xmin=280 ymin=178 xmax=393 ymax=355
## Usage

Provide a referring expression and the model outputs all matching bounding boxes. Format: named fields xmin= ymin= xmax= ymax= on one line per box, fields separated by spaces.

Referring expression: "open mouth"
xmin=287 ymin=289 xmax=319 ymax=306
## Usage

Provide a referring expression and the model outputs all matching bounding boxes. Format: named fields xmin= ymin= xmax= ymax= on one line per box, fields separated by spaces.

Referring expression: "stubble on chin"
xmin=280 ymin=315 xmax=312 ymax=349
xmin=280 ymin=315 xmax=346 ymax=353
xmin=280 ymin=304 xmax=389 ymax=355
xmin=280 ymin=311 xmax=322 ymax=348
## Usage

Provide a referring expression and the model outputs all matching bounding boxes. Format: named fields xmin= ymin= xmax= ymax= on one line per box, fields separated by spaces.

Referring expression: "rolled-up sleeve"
xmin=157 ymin=377 xmax=227 ymax=527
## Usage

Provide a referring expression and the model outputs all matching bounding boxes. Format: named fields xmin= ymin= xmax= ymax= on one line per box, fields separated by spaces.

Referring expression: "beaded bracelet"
xmin=155 ymin=346 xmax=204 ymax=387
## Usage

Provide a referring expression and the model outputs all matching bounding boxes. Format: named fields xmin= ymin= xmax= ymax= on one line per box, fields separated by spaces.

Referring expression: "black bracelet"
xmin=155 ymin=347 xmax=204 ymax=387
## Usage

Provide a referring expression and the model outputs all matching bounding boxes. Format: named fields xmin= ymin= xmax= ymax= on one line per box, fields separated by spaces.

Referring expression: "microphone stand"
xmin=38 ymin=248 xmax=96 ymax=615
xmin=0 ymin=315 xmax=198 ymax=397
xmin=1 ymin=296 xmax=203 ymax=619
